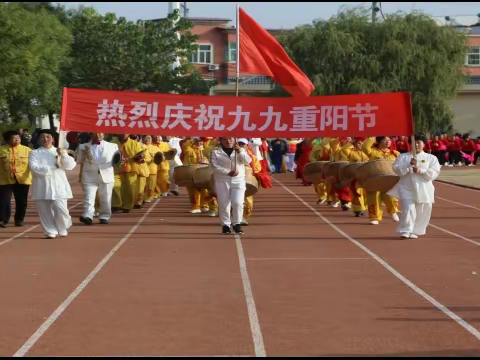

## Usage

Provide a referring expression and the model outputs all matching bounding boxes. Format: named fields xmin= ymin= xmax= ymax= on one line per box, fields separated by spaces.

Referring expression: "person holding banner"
xmin=388 ymin=135 xmax=441 ymax=239
xmin=77 ymin=133 xmax=119 ymax=225
xmin=210 ymin=137 xmax=252 ymax=235
xmin=362 ymin=137 xmax=400 ymax=225
xmin=29 ymin=129 xmax=76 ymax=238
xmin=111 ymin=134 xmax=144 ymax=213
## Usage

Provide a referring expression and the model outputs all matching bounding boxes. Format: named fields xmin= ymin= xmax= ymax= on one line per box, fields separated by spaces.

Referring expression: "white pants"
xmin=168 ymin=156 xmax=182 ymax=192
xmin=36 ymin=199 xmax=72 ymax=237
xmin=82 ymin=180 xmax=114 ymax=221
xmin=286 ymin=153 xmax=296 ymax=172
xmin=214 ymin=179 xmax=246 ymax=227
xmin=397 ymin=199 xmax=432 ymax=236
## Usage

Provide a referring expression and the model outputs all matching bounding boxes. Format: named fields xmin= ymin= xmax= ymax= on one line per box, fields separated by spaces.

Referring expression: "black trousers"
xmin=0 ymin=182 xmax=30 ymax=224
xmin=432 ymin=151 xmax=447 ymax=165
xmin=448 ymin=151 xmax=461 ymax=165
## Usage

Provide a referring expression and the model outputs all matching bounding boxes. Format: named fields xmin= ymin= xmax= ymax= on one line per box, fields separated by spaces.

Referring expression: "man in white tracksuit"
xmin=210 ymin=137 xmax=252 ymax=235
xmin=388 ymin=135 xmax=441 ymax=239
xmin=166 ymin=136 xmax=182 ymax=196
xmin=29 ymin=129 xmax=77 ymax=239
xmin=76 ymin=133 xmax=119 ymax=225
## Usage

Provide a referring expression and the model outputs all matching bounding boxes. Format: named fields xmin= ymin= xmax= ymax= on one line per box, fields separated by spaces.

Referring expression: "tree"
xmin=63 ymin=8 xmax=213 ymax=95
xmin=0 ymin=2 xmax=72 ymax=124
xmin=278 ymin=8 xmax=468 ymax=134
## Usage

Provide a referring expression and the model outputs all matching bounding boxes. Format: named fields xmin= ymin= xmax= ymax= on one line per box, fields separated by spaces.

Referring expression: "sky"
xmin=57 ymin=2 xmax=477 ymax=29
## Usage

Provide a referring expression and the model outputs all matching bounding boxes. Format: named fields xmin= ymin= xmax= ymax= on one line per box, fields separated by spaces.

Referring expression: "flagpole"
xmin=235 ymin=3 xmax=240 ymax=97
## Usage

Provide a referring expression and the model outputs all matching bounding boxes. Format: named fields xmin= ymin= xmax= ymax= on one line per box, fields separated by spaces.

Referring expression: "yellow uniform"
xmin=243 ymin=151 xmax=262 ymax=222
xmin=362 ymin=137 xmax=400 ymax=222
xmin=152 ymin=141 xmax=172 ymax=197
xmin=309 ymin=140 xmax=329 ymax=203
xmin=112 ymin=137 xmax=144 ymax=211
xmin=183 ymin=145 xmax=210 ymax=212
xmin=0 ymin=145 xmax=32 ymax=185
xmin=339 ymin=143 xmax=370 ymax=214
xmin=144 ymin=144 xmax=159 ymax=202
xmin=321 ymin=138 xmax=339 ymax=204
xmin=135 ymin=142 xmax=152 ymax=206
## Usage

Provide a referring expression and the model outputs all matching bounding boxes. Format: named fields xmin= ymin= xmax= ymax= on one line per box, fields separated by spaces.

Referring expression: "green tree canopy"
xmin=64 ymin=7 xmax=213 ymax=95
xmin=278 ymin=8 xmax=468 ymax=134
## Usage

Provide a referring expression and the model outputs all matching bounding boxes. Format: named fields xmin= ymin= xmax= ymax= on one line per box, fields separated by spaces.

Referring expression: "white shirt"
xmin=210 ymin=146 xmax=252 ymax=183
xmin=91 ymin=141 xmax=104 ymax=161
xmin=388 ymin=151 xmax=441 ymax=203
xmin=77 ymin=141 xmax=119 ymax=184
xmin=168 ymin=137 xmax=182 ymax=155
xmin=29 ymin=146 xmax=77 ymax=200
xmin=249 ymin=138 xmax=263 ymax=161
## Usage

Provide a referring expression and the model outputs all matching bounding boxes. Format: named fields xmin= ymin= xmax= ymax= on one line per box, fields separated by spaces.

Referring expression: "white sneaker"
xmin=331 ymin=202 xmax=340 ymax=208
xmin=468 ymin=164 xmax=474 ymax=167
xmin=161 ymin=193 xmax=169 ymax=197
xmin=370 ymin=220 xmax=379 ymax=225
xmin=45 ymin=234 xmax=57 ymax=239
xmin=400 ymin=232 xmax=410 ymax=239
xmin=200 ymin=208 xmax=209 ymax=213
xmin=190 ymin=209 xmax=201 ymax=214
xmin=153 ymin=196 xmax=159 ymax=200
xmin=447 ymin=164 xmax=453 ymax=167
xmin=457 ymin=162 xmax=463 ymax=166
xmin=208 ymin=211 xmax=218 ymax=217
xmin=59 ymin=232 xmax=68 ymax=237
xmin=144 ymin=200 xmax=152 ymax=203
xmin=409 ymin=234 xmax=418 ymax=239
xmin=317 ymin=199 xmax=326 ymax=205
xmin=392 ymin=213 xmax=400 ymax=222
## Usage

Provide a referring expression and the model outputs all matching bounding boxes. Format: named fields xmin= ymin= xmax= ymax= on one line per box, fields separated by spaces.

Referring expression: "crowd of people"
xmin=0 ymin=129 xmax=475 ymax=239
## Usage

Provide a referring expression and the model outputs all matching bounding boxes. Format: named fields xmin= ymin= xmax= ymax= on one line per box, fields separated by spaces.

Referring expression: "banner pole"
xmin=234 ymin=4 xmax=240 ymax=172
xmin=408 ymin=93 xmax=417 ymax=159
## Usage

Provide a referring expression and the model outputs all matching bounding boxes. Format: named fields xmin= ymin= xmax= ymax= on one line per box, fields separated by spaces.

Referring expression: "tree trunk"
xmin=48 ymin=111 xmax=55 ymax=129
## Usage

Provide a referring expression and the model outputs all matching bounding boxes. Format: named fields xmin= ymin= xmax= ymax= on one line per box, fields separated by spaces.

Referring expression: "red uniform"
xmin=446 ymin=139 xmax=462 ymax=152
xmin=259 ymin=140 xmax=270 ymax=174
xmin=395 ymin=139 xmax=410 ymax=153
xmin=462 ymin=139 xmax=476 ymax=152
xmin=295 ymin=141 xmax=313 ymax=185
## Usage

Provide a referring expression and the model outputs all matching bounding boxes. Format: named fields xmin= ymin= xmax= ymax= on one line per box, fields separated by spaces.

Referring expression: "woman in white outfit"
xmin=388 ymin=135 xmax=441 ymax=239
xmin=210 ymin=137 xmax=252 ymax=235
xmin=29 ymin=129 xmax=77 ymax=239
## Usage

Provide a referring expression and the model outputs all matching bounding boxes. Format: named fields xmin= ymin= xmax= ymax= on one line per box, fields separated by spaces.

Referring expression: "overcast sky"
xmin=57 ymin=2 xmax=477 ymax=28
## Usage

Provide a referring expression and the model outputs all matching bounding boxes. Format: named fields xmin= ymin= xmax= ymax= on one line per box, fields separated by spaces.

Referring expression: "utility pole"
xmin=372 ymin=2 xmax=379 ymax=23
xmin=180 ymin=2 xmax=189 ymax=18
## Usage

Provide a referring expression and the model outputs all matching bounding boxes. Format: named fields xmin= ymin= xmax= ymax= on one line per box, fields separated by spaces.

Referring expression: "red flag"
xmin=238 ymin=7 xmax=315 ymax=97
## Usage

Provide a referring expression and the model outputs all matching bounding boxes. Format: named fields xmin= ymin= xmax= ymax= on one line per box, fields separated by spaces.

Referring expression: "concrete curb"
xmin=435 ymin=179 xmax=480 ymax=191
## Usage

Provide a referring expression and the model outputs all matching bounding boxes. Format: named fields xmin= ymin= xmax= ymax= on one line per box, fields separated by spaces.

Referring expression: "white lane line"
xmin=247 ymin=257 xmax=370 ymax=261
xmin=436 ymin=180 xmax=480 ymax=193
xmin=274 ymin=178 xmax=480 ymax=342
xmin=436 ymin=196 xmax=480 ymax=211
xmin=429 ymin=223 xmax=480 ymax=247
xmin=0 ymin=202 xmax=82 ymax=248
xmin=234 ymin=234 xmax=266 ymax=357
xmin=13 ymin=198 xmax=160 ymax=357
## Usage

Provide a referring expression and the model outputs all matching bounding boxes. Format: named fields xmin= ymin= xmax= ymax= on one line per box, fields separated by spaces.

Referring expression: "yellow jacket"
xmin=137 ymin=142 xmax=151 ymax=177
xmin=0 ymin=145 xmax=32 ymax=185
xmin=183 ymin=145 xmax=208 ymax=165
xmin=309 ymin=140 xmax=330 ymax=163
xmin=203 ymin=139 xmax=219 ymax=161
xmin=153 ymin=141 xmax=171 ymax=172
xmin=145 ymin=144 xmax=159 ymax=175
xmin=339 ymin=143 xmax=370 ymax=163
xmin=114 ymin=137 xmax=146 ymax=175
xmin=362 ymin=137 xmax=399 ymax=161
xmin=250 ymin=152 xmax=262 ymax=173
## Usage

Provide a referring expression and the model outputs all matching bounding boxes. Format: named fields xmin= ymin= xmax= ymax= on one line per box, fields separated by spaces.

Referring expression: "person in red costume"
xmin=259 ymin=138 xmax=270 ymax=174
xmin=294 ymin=138 xmax=314 ymax=186
xmin=430 ymin=135 xmax=447 ymax=165
xmin=461 ymin=133 xmax=476 ymax=166
xmin=446 ymin=135 xmax=462 ymax=166
xmin=395 ymin=136 xmax=410 ymax=154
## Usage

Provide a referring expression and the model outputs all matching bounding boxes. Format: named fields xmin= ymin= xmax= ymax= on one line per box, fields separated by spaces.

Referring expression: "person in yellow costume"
xmin=202 ymin=137 xmax=220 ymax=217
xmin=183 ymin=137 xmax=210 ymax=214
xmin=362 ymin=136 xmax=400 ymax=225
xmin=319 ymin=138 xmax=340 ymax=207
xmin=143 ymin=135 xmax=159 ymax=203
xmin=309 ymin=138 xmax=330 ymax=205
xmin=111 ymin=134 xmax=145 ymax=213
xmin=151 ymin=136 xmax=172 ymax=198
xmin=0 ymin=130 xmax=32 ymax=228
xmin=339 ymin=137 xmax=370 ymax=217
xmin=133 ymin=138 xmax=151 ymax=209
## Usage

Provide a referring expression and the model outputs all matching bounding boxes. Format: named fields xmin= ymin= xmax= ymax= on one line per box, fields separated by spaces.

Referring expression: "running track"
xmin=1 ymin=169 xmax=480 ymax=356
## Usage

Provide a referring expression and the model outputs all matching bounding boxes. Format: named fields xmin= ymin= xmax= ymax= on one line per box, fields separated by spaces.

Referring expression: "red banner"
xmin=60 ymin=87 xmax=414 ymax=137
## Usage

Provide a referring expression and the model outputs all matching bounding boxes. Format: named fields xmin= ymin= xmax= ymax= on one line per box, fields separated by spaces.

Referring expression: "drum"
xmin=356 ymin=160 xmax=399 ymax=192
xmin=324 ymin=162 xmax=349 ymax=182
xmin=245 ymin=166 xmax=259 ymax=197
xmin=338 ymin=162 xmax=365 ymax=187
xmin=193 ymin=166 xmax=214 ymax=189
xmin=174 ymin=164 xmax=207 ymax=187
xmin=304 ymin=161 xmax=330 ymax=184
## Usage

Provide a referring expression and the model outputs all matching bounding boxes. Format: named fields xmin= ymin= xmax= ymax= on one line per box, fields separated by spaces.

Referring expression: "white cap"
xmin=236 ymin=138 xmax=248 ymax=144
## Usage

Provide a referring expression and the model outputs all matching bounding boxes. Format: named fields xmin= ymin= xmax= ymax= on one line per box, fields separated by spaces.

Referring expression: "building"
xmin=433 ymin=16 xmax=480 ymax=136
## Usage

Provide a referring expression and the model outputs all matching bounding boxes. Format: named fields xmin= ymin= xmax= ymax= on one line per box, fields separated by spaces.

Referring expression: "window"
xmin=190 ymin=44 xmax=213 ymax=64
xmin=466 ymin=46 xmax=480 ymax=66
xmin=228 ymin=42 xmax=237 ymax=62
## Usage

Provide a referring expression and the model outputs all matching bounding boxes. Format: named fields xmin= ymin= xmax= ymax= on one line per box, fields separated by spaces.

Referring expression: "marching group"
xmin=0 ymin=129 xmax=475 ymax=239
